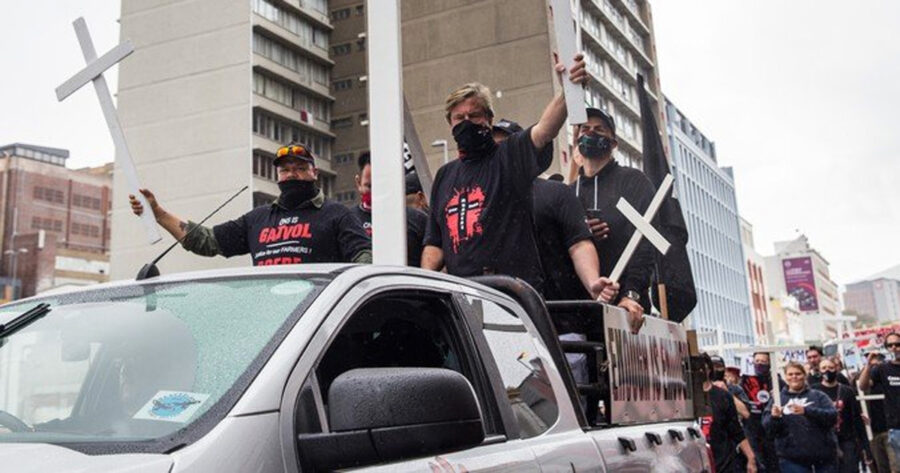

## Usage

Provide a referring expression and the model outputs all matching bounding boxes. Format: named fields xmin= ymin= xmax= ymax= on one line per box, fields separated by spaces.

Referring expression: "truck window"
xmin=463 ymin=296 xmax=559 ymax=439
xmin=299 ymin=291 xmax=504 ymax=437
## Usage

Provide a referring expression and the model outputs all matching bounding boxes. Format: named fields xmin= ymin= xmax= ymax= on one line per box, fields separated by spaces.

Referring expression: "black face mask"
xmin=754 ymin=363 xmax=771 ymax=377
xmin=578 ymin=133 xmax=615 ymax=159
xmin=822 ymin=370 xmax=838 ymax=383
xmin=710 ymin=369 xmax=726 ymax=382
xmin=278 ymin=179 xmax=318 ymax=209
xmin=453 ymin=120 xmax=496 ymax=160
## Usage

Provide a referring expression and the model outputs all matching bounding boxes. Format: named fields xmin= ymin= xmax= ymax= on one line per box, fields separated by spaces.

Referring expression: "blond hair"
xmin=444 ymin=83 xmax=494 ymax=123
xmin=783 ymin=361 xmax=807 ymax=375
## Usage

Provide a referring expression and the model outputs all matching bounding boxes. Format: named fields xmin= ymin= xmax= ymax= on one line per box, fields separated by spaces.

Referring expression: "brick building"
xmin=0 ymin=144 xmax=112 ymax=300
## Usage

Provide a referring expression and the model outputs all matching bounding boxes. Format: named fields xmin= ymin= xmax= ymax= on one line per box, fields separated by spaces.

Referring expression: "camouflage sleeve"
xmin=180 ymin=221 xmax=221 ymax=257
xmin=352 ymin=249 xmax=373 ymax=264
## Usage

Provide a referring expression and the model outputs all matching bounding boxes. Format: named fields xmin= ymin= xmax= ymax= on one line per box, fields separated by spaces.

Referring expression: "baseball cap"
xmin=274 ymin=143 xmax=315 ymax=167
xmin=586 ymin=107 xmax=616 ymax=134
xmin=405 ymin=172 xmax=423 ymax=195
xmin=492 ymin=118 xmax=523 ymax=136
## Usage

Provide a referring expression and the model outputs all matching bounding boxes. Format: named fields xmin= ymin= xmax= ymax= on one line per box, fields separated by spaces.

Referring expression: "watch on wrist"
xmin=623 ymin=290 xmax=641 ymax=303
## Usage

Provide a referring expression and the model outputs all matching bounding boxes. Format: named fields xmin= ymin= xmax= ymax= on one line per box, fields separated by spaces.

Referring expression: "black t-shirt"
xmin=869 ymin=362 xmax=900 ymax=429
xmin=869 ymin=380 xmax=888 ymax=434
xmin=213 ymin=200 xmax=371 ymax=265
xmin=532 ymin=178 xmax=592 ymax=301
xmin=351 ymin=204 xmax=428 ymax=267
xmin=701 ymin=386 xmax=746 ymax=472
xmin=812 ymin=382 xmax=863 ymax=442
xmin=571 ymin=161 xmax=655 ymax=306
xmin=424 ymin=126 xmax=551 ymax=290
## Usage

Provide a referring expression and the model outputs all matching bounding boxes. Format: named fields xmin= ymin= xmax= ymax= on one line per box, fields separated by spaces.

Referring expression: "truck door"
xmin=456 ymin=294 xmax=607 ymax=473
xmin=280 ymin=277 xmax=540 ymax=472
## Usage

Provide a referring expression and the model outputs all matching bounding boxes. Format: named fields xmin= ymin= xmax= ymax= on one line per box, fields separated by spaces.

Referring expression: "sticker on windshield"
xmin=133 ymin=390 xmax=210 ymax=423
xmin=270 ymin=280 xmax=313 ymax=295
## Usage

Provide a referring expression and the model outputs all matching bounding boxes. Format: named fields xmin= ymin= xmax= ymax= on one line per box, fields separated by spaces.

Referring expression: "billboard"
xmin=782 ymin=257 xmax=818 ymax=312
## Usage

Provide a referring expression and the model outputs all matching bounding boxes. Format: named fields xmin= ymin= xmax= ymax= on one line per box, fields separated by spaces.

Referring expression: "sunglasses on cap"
xmin=276 ymin=144 xmax=311 ymax=159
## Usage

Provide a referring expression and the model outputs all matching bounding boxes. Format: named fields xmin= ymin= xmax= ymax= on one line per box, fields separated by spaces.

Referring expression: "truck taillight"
xmin=705 ymin=443 xmax=716 ymax=473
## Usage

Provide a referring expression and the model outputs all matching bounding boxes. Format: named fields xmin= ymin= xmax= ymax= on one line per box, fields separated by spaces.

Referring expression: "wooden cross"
xmin=856 ymin=387 xmax=885 ymax=441
xmin=724 ymin=322 xmax=807 ymax=407
xmin=549 ymin=0 xmax=587 ymax=125
xmin=56 ymin=17 xmax=161 ymax=245
xmin=608 ymin=174 xmax=674 ymax=283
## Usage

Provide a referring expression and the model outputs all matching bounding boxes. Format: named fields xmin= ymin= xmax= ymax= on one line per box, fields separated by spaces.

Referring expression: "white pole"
xmin=367 ymin=0 xmax=406 ymax=266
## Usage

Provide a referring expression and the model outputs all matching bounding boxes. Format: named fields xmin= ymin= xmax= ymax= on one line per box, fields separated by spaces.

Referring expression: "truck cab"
xmin=0 ymin=264 xmax=710 ymax=472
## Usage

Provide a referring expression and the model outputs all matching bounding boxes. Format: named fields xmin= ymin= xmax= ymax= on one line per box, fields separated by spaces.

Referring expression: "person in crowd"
xmin=741 ymin=352 xmax=783 ymax=473
xmin=491 ymin=117 xmax=618 ymax=304
xmin=710 ymin=357 xmax=752 ymax=421
xmin=703 ymin=356 xmax=758 ymax=473
xmin=830 ymin=357 xmax=852 ymax=387
xmin=569 ymin=107 xmax=654 ymax=329
xmin=806 ymin=346 xmax=824 ymax=385
xmin=421 ymin=54 xmax=605 ymax=299
xmin=862 ymin=352 xmax=890 ymax=473
xmin=763 ymin=362 xmax=838 ymax=473
xmin=129 ymin=142 xmax=371 ymax=265
xmin=405 ymin=171 xmax=429 ymax=213
xmin=859 ymin=333 xmax=900 ymax=472
xmin=811 ymin=358 xmax=868 ymax=473
xmin=352 ymin=152 xmax=428 ymax=266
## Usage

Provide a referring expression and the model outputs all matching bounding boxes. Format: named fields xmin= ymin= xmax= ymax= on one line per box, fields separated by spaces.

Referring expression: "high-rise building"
xmin=663 ymin=99 xmax=754 ymax=347
xmin=326 ymin=0 xmax=668 ymax=204
xmin=764 ymin=234 xmax=841 ymax=342
xmin=111 ymin=0 xmax=336 ymax=278
xmin=739 ymin=217 xmax=770 ymax=343
xmin=0 ymin=144 xmax=112 ymax=299
xmin=844 ymin=278 xmax=900 ymax=325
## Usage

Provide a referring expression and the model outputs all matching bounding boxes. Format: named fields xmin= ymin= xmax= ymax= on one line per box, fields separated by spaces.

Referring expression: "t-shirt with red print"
xmin=424 ymin=125 xmax=551 ymax=291
xmin=212 ymin=199 xmax=370 ymax=265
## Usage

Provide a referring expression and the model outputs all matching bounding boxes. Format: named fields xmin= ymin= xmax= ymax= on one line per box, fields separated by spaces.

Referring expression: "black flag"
xmin=637 ymin=73 xmax=697 ymax=323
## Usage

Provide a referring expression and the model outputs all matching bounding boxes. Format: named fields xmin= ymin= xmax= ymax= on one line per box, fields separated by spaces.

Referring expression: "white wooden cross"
xmin=549 ymin=0 xmax=587 ymax=125
xmin=608 ymin=174 xmax=674 ymax=283
xmin=56 ymin=17 xmax=161 ymax=245
xmin=856 ymin=384 xmax=884 ymax=441
xmin=722 ymin=322 xmax=807 ymax=408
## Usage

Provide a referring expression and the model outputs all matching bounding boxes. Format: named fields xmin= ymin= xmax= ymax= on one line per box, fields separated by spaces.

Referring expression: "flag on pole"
xmin=636 ymin=73 xmax=697 ymax=323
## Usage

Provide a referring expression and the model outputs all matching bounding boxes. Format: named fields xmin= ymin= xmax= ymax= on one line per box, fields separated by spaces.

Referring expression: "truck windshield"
xmin=0 ymin=276 xmax=323 ymax=448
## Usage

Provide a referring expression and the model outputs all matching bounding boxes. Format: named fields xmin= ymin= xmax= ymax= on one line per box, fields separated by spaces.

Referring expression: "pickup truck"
xmin=0 ymin=264 xmax=711 ymax=472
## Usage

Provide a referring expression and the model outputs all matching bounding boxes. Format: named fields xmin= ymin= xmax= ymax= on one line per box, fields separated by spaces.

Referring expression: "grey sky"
xmin=2 ymin=1 xmax=897 ymax=286
xmin=652 ymin=1 xmax=900 ymax=285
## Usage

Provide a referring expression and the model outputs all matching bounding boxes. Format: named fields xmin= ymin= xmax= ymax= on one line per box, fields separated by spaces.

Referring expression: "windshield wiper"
xmin=0 ymin=303 xmax=51 ymax=337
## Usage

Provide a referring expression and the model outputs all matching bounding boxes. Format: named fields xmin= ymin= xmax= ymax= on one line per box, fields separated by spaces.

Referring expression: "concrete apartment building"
xmin=663 ymin=100 xmax=753 ymax=347
xmin=765 ymin=234 xmax=842 ymax=342
xmin=0 ymin=144 xmax=112 ymax=299
xmin=844 ymin=277 xmax=900 ymax=324
xmin=739 ymin=217 xmax=770 ymax=344
xmin=327 ymin=0 xmax=668 ymax=204
xmin=112 ymin=0 xmax=336 ymax=278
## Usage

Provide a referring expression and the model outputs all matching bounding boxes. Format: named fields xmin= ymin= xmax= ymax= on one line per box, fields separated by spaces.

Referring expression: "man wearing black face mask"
xmin=129 ymin=143 xmax=372 ymax=265
xmin=570 ymin=107 xmax=655 ymax=325
xmin=422 ymin=54 xmax=588 ymax=293
xmin=740 ymin=352 xmax=784 ymax=473
xmin=811 ymin=358 xmax=868 ymax=473
xmin=703 ymin=355 xmax=758 ymax=473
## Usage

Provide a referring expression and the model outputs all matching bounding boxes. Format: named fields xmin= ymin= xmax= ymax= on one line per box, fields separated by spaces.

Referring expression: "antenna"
xmin=136 ymin=186 xmax=249 ymax=280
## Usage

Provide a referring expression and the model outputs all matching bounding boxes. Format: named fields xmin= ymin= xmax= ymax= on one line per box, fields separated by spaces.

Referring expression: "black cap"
xmin=709 ymin=355 xmax=725 ymax=367
xmin=274 ymin=143 xmax=316 ymax=167
xmin=405 ymin=172 xmax=423 ymax=195
xmin=586 ymin=108 xmax=616 ymax=134
xmin=492 ymin=118 xmax=523 ymax=136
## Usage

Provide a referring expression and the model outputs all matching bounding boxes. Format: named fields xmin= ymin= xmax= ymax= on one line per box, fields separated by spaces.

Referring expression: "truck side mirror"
xmin=297 ymin=367 xmax=485 ymax=471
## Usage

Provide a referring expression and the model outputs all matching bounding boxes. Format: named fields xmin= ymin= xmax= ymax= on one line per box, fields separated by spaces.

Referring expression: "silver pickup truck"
xmin=0 ymin=265 xmax=711 ymax=472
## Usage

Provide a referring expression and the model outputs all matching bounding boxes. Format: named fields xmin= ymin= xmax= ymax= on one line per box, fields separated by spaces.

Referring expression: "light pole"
xmin=431 ymin=139 xmax=449 ymax=165
xmin=4 ymin=248 xmax=28 ymax=300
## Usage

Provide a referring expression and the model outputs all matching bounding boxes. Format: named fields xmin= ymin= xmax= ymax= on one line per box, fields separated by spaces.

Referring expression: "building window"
xmin=34 ymin=186 xmax=65 ymax=204
xmin=333 ymin=153 xmax=354 ymax=165
xmin=253 ymin=153 xmax=277 ymax=182
xmin=330 ymin=8 xmax=351 ymax=21
xmin=253 ymin=110 xmax=332 ymax=159
xmin=252 ymin=33 xmax=330 ymax=86
xmin=331 ymin=117 xmax=353 ymax=129
xmin=332 ymin=79 xmax=352 ymax=91
xmin=331 ymin=43 xmax=352 ymax=56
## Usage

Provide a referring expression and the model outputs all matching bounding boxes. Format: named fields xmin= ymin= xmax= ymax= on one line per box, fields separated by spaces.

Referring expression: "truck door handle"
xmin=668 ymin=429 xmax=685 ymax=442
xmin=687 ymin=427 xmax=701 ymax=439
xmin=618 ymin=437 xmax=637 ymax=452
xmin=645 ymin=432 xmax=662 ymax=446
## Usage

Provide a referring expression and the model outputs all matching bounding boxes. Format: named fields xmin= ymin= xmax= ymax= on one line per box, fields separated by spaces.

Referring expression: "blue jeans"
xmin=889 ymin=429 xmax=900 ymax=471
xmin=778 ymin=459 xmax=837 ymax=473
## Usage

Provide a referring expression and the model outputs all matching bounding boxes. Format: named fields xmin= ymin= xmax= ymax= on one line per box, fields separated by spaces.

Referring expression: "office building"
xmin=844 ymin=278 xmax=900 ymax=325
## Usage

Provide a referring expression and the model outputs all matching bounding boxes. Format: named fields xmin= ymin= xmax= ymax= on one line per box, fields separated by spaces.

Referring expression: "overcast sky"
xmin=2 ymin=1 xmax=898 ymax=286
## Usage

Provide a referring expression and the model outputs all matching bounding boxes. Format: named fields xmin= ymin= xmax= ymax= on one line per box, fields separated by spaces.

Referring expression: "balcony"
xmin=252 ymin=55 xmax=332 ymax=100
xmin=253 ymin=93 xmax=334 ymax=138
xmin=277 ymin=0 xmax=332 ymax=31
xmin=584 ymin=0 xmax=654 ymax=68
xmin=609 ymin=0 xmax=650 ymax=36
xmin=251 ymin=16 xmax=332 ymax=66
xmin=253 ymin=133 xmax=334 ymax=175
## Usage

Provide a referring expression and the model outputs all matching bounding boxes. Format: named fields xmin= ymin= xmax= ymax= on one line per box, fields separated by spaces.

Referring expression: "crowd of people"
xmin=128 ymin=52 xmax=646 ymax=328
xmin=703 ymin=337 xmax=900 ymax=473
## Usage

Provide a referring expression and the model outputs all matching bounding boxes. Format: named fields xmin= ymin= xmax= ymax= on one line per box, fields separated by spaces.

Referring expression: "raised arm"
xmin=130 ymin=188 xmax=188 ymax=240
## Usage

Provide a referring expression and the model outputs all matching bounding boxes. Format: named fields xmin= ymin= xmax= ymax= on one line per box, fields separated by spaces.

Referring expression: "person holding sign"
xmin=762 ymin=362 xmax=838 ymax=473
xmin=129 ymin=143 xmax=372 ymax=266
xmin=570 ymin=108 xmax=654 ymax=323
xmin=422 ymin=54 xmax=592 ymax=296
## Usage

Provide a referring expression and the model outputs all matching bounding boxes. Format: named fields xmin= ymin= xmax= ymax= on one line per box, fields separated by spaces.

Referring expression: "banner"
xmin=782 ymin=257 xmax=818 ymax=312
